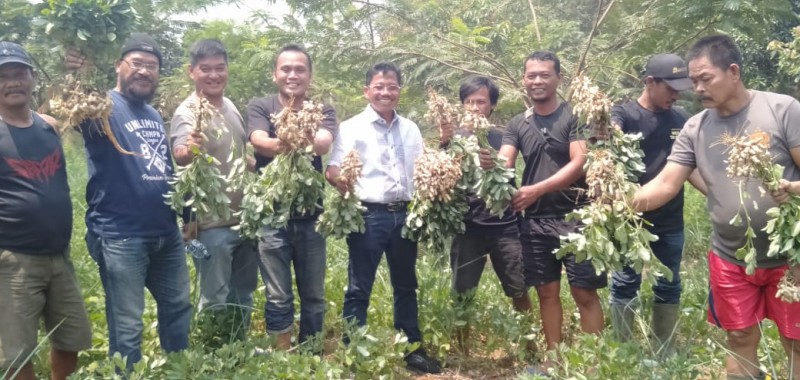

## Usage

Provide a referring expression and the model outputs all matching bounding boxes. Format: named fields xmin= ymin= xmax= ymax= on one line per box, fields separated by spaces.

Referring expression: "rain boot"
xmin=650 ymin=303 xmax=679 ymax=359
xmin=610 ymin=300 xmax=637 ymax=342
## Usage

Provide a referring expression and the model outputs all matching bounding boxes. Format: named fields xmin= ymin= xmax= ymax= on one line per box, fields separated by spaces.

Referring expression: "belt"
xmin=362 ymin=201 xmax=410 ymax=212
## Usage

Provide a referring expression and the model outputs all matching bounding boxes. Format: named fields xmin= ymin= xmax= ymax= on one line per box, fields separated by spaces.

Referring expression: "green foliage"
xmin=165 ymin=148 xmax=232 ymax=222
xmin=237 ymin=152 xmax=324 ymax=237
xmin=316 ymin=189 xmax=366 ymax=239
xmin=39 ymin=0 xmax=136 ymax=63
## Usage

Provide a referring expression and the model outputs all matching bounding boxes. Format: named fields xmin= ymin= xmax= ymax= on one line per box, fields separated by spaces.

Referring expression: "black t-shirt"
xmin=245 ymin=95 xmax=338 ymax=219
xmin=0 ymin=115 xmax=72 ymax=255
xmin=462 ymin=128 xmax=517 ymax=229
xmin=503 ymin=102 xmax=586 ymax=218
xmin=611 ymin=101 xmax=689 ymax=230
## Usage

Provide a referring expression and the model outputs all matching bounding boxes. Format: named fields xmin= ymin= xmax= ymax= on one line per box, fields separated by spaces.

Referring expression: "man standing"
xmin=170 ymin=39 xmax=258 ymax=332
xmin=246 ymin=44 xmax=335 ymax=351
xmin=483 ymin=51 xmax=606 ymax=370
xmin=66 ymin=33 xmax=192 ymax=367
xmin=608 ymin=54 xmax=694 ymax=355
xmin=326 ymin=62 xmax=441 ymax=374
xmin=633 ymin=34 xmax=800 ymax=380
xmin=0 ymin=41 xmax=92 ymax=380
xmin=439 ymin=76 xmax=532 ymax=354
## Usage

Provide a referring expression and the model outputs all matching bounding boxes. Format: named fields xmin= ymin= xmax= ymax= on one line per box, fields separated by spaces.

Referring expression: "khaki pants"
xmin=0 ymin=250 xmax=92 ymax=369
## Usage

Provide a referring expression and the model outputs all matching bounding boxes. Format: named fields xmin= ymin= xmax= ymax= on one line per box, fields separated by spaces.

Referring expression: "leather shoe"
xmin=404 ymin=349 xmax=442 ymax=374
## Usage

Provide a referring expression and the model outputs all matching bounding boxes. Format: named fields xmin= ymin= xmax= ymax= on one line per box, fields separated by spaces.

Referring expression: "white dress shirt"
xmin=328 ymin=105 xmax=423 ymax=203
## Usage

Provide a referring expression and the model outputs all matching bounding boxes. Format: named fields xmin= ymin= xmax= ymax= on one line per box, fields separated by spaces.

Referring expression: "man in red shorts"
xmin=633 ymin=34 xmax=800 ymax=380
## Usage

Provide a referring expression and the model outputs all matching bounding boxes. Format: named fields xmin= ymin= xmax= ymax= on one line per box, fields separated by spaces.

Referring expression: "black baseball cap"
xmin=644 ymin=53 xmax=692 ymax=91
xmin=120 ymin=33 xmax=163 ymax=67
xmin=0 ymin=41 xmax=33 ymax=68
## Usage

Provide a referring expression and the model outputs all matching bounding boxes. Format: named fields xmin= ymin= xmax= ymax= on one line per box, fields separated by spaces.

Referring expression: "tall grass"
xmin=10 ymin=139 xmax=794 ymax=379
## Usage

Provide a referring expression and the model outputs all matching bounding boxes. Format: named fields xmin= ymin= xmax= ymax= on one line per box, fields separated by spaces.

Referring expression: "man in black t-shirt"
xmin=608 ymin=54 xmax=699 ymax=356
xmin=439 ymin=76 xmax=532 ymax=355
xmin=246 ymin=44 xmax=336 ymax=351
xmin=482 ymin=51 xmax=605 ymax=374
xmin=0 ymin=41 xmax=91 ymax=380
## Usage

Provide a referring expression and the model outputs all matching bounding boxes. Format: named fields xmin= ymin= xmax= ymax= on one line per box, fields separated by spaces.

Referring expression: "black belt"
xmin=362 ymin=201 xmax=410 ymax=212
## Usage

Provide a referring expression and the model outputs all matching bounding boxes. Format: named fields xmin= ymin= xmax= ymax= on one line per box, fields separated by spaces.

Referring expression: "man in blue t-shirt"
xmin=0 ymin=41 xmax=91 ymax=380
xmin=65 ymin=33 xmax=191 ymax=367
xmin=608 ymin=54 xmax=702 ymax=358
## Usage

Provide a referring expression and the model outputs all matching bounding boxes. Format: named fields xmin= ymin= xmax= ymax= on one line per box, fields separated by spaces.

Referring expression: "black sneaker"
xmin=404 ymin=348 xmax=442 ymax=374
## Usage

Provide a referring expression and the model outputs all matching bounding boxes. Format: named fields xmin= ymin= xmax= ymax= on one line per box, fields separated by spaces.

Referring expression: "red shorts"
xmin=707 ymin=251 xmax=800 ymax=339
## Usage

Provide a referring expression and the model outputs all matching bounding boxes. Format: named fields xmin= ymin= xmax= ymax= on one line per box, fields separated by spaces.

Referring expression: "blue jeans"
xmin=343 ymin=208 xmax=421 ymax=343
xmin=257 ymin=218 xmax=326 ymax=343
xmin=195 ymin=227 xmax=258 ymax=312
xmin=610 ymin=227 xmax=684 ymax=305
xmin=86 ymin=228 xmax=191 ymax=367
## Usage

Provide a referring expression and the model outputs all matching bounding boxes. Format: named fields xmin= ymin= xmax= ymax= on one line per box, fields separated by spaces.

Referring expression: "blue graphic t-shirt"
xmin=82 ymin=90 xmax=177 ymax=238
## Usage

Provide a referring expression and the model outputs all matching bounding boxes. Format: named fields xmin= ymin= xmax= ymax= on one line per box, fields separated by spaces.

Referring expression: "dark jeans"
xmin=343 ymin=207 xmax=421 ymax=343
xmin=610 ymin=227 xmax=684 ymax=305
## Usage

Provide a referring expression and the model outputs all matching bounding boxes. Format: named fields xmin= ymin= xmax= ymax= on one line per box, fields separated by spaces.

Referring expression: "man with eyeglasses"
xmin=65 ymin=33 xmax=191 ymax=368
xmin=326 ymin=62 xmax=442 ymax=374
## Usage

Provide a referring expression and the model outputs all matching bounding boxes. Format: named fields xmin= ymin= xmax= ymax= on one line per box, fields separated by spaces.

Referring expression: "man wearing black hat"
xmin=607 ymin=53 xmax=701 ymax=356
xmin=0 ymin=41 xmax=92 ymax=380
xmin=65 ymin=33 xmax=191 ymax=367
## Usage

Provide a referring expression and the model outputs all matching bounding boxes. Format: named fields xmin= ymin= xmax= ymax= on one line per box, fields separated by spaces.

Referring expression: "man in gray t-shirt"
xmin=170 ymin=40 xmax=258 ymax=334
xmin=633 ymin=35 xmax=800 ymax=380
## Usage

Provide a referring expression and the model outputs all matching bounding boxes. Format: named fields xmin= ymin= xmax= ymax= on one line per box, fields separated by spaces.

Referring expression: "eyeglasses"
xmin=369 ymin=84 xmax=402 ymax=93
xmin=122 ymin=59 xmax=159 ymax=73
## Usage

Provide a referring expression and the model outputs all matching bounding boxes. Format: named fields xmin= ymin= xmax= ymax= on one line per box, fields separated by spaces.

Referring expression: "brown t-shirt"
xmin=668 ymin=90 xmax=800 ymax=268
xmin=171 ymin=93 xmax=247 ymax=230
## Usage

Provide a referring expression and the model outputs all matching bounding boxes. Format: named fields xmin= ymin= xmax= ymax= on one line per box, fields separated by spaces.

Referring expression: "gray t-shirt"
xmin=171 ymin=93 xmax=247 ymax=229
xmin=668 ymin=90 xmax=800 ymax=268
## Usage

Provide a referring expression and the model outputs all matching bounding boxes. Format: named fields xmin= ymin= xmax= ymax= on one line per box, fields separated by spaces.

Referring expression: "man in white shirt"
xmin=326 ymin=61 xmax=441 ymax=374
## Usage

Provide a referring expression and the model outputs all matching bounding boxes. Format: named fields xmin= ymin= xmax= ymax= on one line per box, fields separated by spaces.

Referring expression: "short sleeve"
xmin=245 ymin=98 xmax=273 ymax=140
xmin=320 ymin=104 xmax=338 ymax=136
xmin=502 ymin=115 xmax=524 ymax=149
xmin=667 ymin=116 xmax=699 ymax=169
xmin=610 ymin=104 xmax=626 ymax=128
xmin=169 ymin=104 xmax=193 ymax=148
xmin=782 ymin=98 xmax=800 ymax=149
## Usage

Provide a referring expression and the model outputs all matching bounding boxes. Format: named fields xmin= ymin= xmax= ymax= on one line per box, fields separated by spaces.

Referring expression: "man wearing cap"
xmin=65 ymin=33 xmax=192 ymax=367
xmin=607 ymin=53 xmax=700 ymax=356
xmin=634 ymin=34 xmax=800 ymax=380
xmin=0 ymin=42 xmax=92 ymax=380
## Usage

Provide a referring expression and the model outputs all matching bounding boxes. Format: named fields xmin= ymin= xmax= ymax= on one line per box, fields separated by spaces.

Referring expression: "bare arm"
xmin=325 ymin=165 xmax=347 ymax=194
xmin=249 ymin=130 xmax=283 ymax=157
xmin=633 ymin=162 xmax=693 ymax=212
xmin=313 ymin=129 xmax=334 ymax=156
xmin=511 ymin=140 xmax=587 ymax=211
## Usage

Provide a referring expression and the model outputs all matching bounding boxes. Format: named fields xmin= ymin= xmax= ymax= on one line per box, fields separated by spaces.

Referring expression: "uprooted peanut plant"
xmin=236 ymin=99 xmax=326 ymax=237
xmin=316 ymin=150 xmax=366 ymax=239
xmin=720 ymin=130 xmax=800 ymax=302
xmin=555 ymin=75 xmax=671 ymax=284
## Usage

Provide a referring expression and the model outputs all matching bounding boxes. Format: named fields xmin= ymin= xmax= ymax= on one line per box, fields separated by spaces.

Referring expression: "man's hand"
xmin=478 ymin=148 xmax=496 ymax=169
xmin=770 ymin=179 xmax=796 ymax=204
xmin=186 ymin=130 xmax=204 ymax=151
xmin=65 ymin=49 xmax=94 ymax=72
xmin=511 ymin=185 xmax=541 ymax=212
xmin=439 ymin=122 xmax=454 ymax=145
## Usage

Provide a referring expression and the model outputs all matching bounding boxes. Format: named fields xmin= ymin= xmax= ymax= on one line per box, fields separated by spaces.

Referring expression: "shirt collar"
xmin=363 ymin=105 xmax=399 ymax=128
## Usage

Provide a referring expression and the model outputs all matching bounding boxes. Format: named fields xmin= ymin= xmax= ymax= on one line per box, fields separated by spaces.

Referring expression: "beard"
xmin=120 ymin=75 xmax=157 ymax=104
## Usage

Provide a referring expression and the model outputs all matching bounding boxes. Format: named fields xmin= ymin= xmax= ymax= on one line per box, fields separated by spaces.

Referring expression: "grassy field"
xmin=10 ymin=136 xmax=795 ymax=379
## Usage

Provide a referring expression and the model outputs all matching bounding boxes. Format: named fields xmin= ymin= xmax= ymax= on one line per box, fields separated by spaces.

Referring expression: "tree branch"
xmin=527 ymin=0 xmax=542 ymax=43
xmin=574 ymin=0 xmax=617 ymax=81
xmin=392 ymin=50 xmax=514 ymax=86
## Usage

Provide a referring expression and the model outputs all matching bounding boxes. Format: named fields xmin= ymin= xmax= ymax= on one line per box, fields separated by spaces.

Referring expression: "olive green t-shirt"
xmin=668 ymin=90 xmax=800 ymax=268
